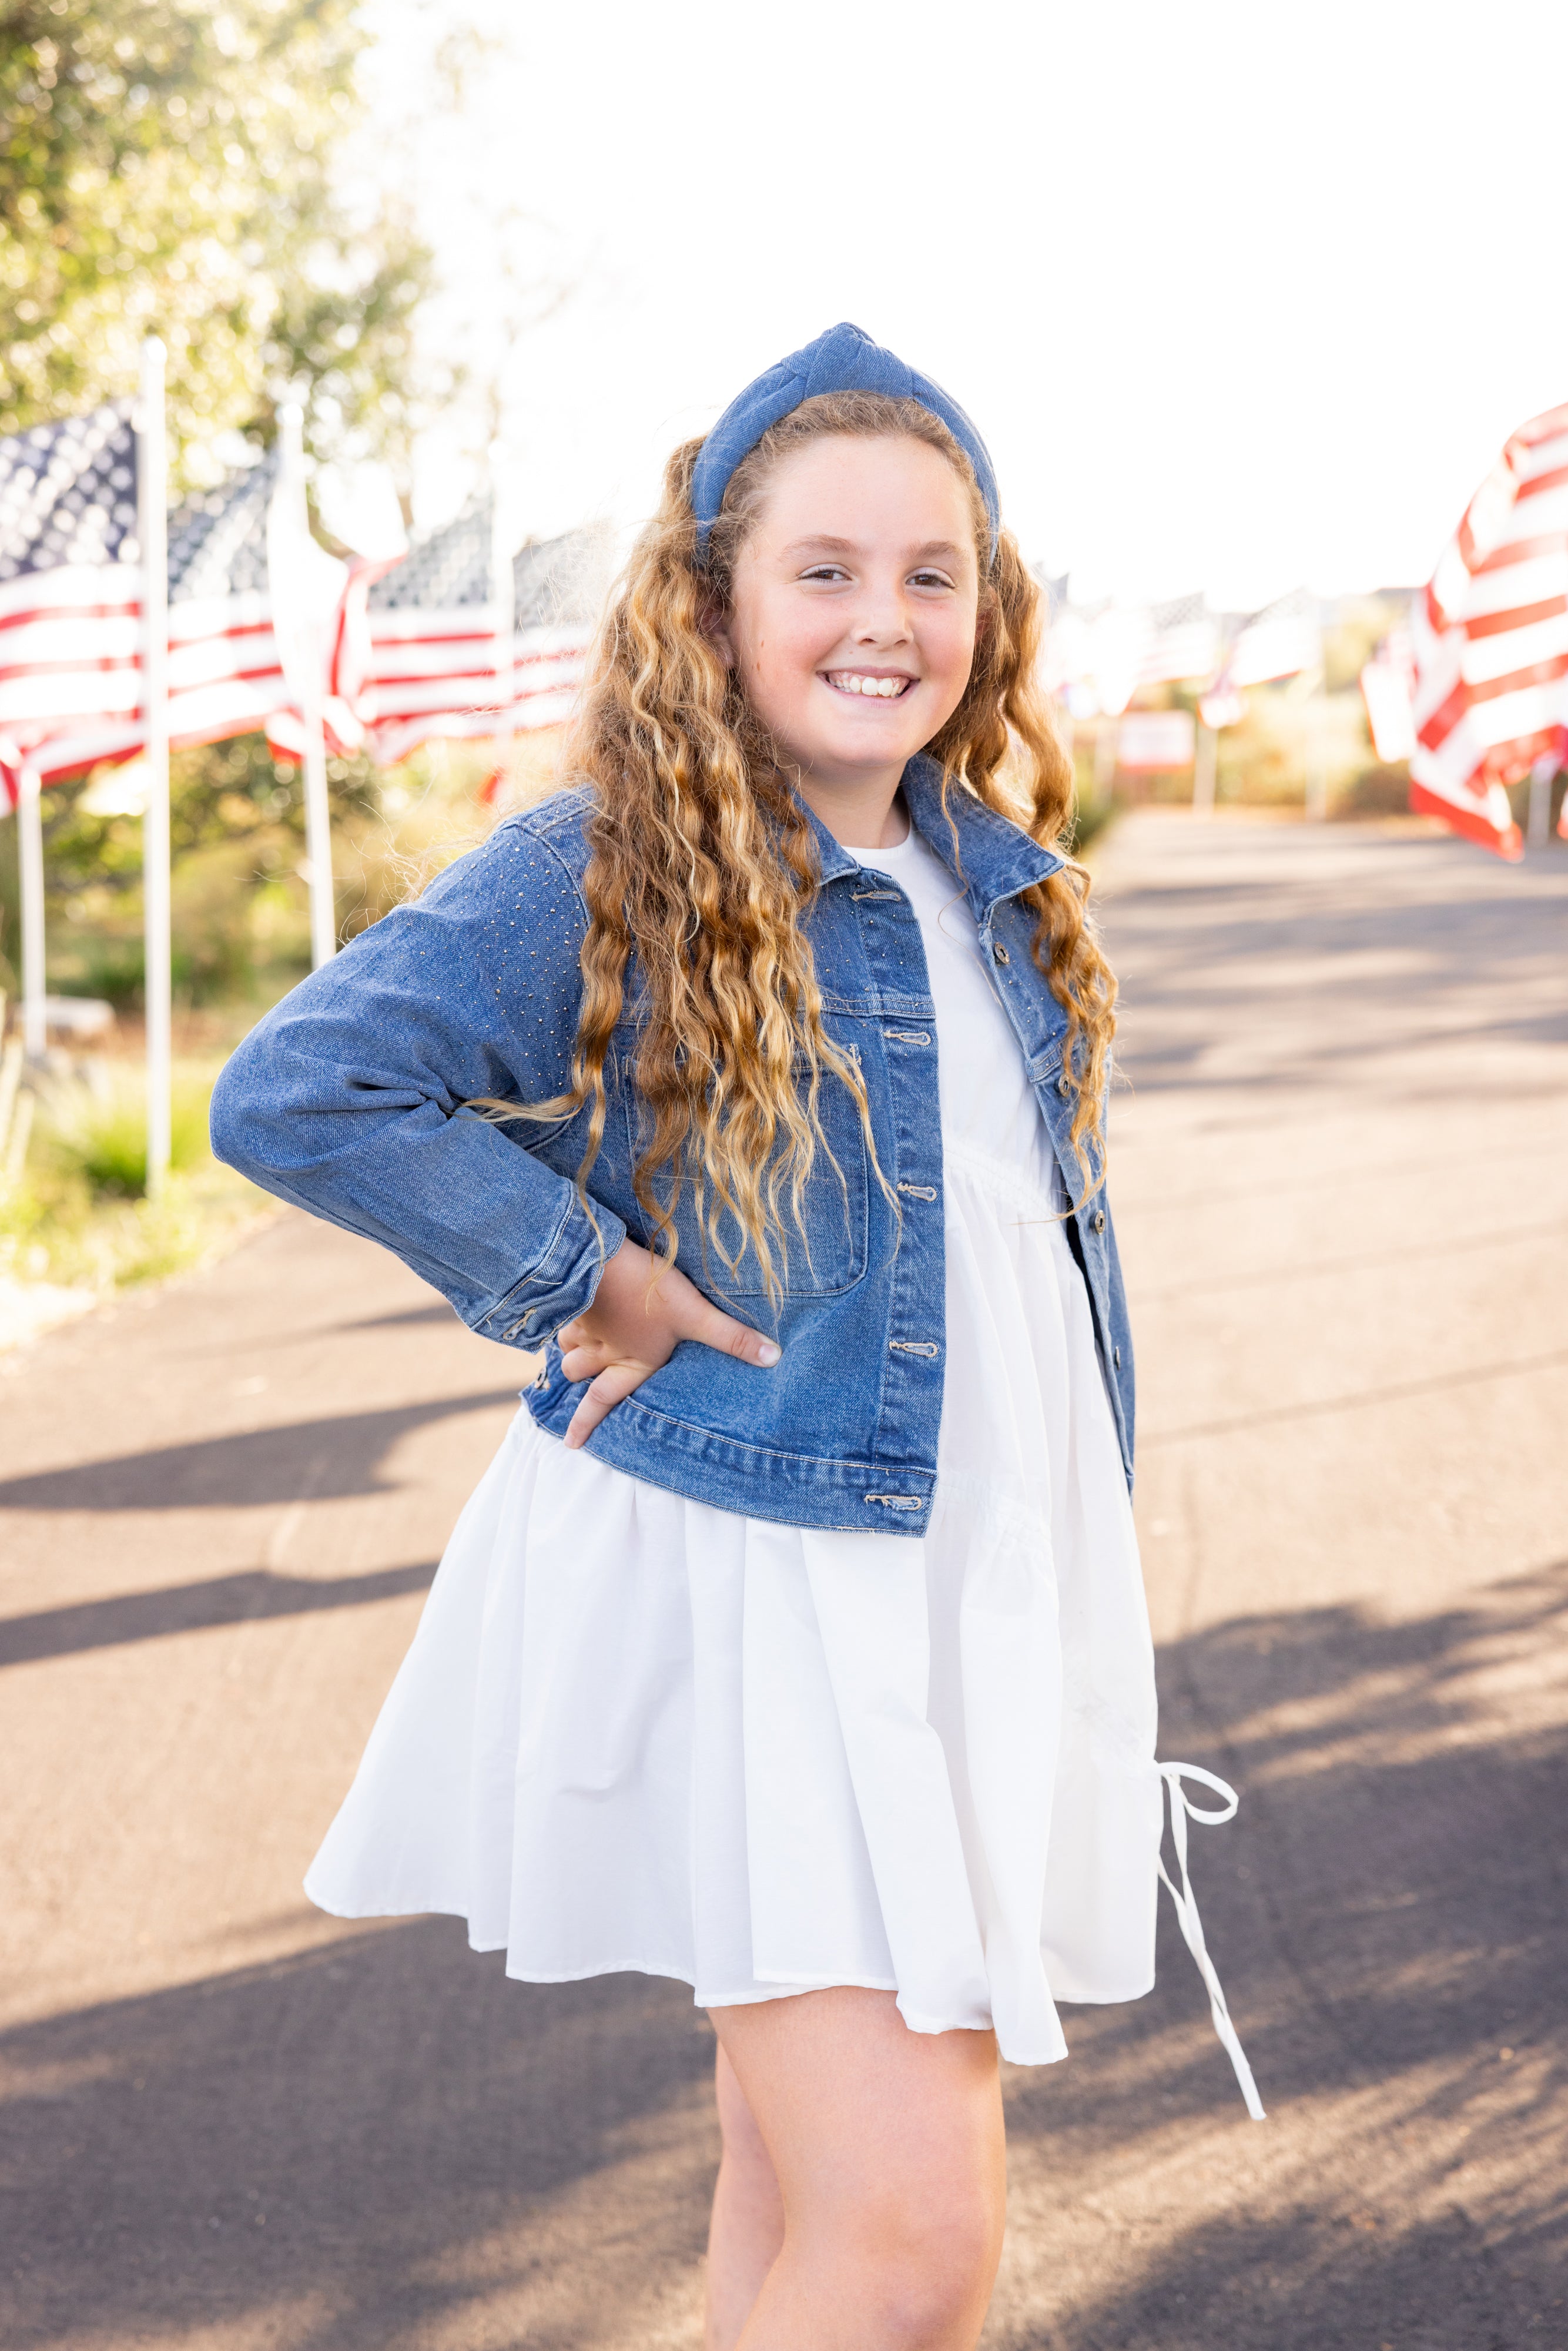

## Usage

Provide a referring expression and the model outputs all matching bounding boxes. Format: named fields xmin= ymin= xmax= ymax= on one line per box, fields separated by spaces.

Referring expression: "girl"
xmin=212 ymin=321 xmax=1261 ymax=2351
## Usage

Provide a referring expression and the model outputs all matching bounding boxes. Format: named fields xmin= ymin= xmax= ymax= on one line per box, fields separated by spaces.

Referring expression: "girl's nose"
xmin=853 ymin=589 xmax=913 ymax=645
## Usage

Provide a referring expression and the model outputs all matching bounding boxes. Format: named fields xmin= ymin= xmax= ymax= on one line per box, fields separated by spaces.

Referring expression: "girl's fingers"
xmin=556 ymin=1278 xmax=778 ymax=1453
xmin=678 ymin=1293 xmax=782 ymax=1368
xmin=563 ymin=1359 xmax=649 ymax=1450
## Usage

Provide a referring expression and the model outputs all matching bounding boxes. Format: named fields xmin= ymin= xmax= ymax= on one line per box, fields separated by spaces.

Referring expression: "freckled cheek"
xmin=744 ymin=648 xmax=808 ymax=734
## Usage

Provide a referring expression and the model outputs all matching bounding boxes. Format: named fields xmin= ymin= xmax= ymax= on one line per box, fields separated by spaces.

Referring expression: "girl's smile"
xmin=822 ymin=669 xmax=915 ymax=696
xmin=711 ymin=434 xmax=981 ymax=846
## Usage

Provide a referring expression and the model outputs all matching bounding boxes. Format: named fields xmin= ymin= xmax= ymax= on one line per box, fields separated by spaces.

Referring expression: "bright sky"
xmin=359 ymin=0 xmax=1568 ymax=609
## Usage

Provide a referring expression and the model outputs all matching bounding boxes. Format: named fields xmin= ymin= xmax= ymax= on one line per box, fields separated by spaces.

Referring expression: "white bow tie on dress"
xmin=1158 ymin=1762 xmax=1267 ymax=2122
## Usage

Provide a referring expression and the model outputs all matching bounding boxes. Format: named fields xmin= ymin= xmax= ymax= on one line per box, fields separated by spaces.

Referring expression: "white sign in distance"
xmin=1118 ymin=710 xmax=1196 ymax=771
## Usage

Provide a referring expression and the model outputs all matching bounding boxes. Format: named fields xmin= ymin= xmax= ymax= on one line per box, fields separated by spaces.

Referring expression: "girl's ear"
xmin=699 ymin=595 xmax=734 ymax=667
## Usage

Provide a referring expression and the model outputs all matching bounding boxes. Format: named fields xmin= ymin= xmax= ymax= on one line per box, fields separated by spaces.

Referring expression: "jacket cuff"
xmin=470 ymin=1189 xmax=626 ymax=1347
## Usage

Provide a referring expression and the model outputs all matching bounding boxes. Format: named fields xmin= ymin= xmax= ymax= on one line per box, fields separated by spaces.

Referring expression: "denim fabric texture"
xmin=210 ymin=755 xmax=1135 ymax=1535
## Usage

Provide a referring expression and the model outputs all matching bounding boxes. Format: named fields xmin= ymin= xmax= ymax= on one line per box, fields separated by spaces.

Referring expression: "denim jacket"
xmin=210 ymin=755 xmax=1134 ymax=1535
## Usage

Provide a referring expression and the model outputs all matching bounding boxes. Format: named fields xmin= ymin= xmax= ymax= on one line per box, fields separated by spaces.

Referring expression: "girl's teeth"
xmin=832 ymin=674 xmax=906 ymax=696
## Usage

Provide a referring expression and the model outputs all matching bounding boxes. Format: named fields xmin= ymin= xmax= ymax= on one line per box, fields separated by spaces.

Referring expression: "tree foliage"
xmin=0 ymin=0 xmax=432 ymax=481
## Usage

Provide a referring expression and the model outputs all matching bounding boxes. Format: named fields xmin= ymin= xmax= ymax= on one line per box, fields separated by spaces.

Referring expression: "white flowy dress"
xmin=307 ymin=824 xmax=1262 ymax=2106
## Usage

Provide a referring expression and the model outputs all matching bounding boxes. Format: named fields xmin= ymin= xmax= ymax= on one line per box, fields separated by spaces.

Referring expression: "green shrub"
xmin=1071 ymin=791 xmax=1118 ymax=854
xmin=1 ymin=1053 xmax=270 ymax=1297
xmin=55 ymin=933 xmax=146 ymax=1010
xmin=43 ymin=1074 xmax=212 ymax=1199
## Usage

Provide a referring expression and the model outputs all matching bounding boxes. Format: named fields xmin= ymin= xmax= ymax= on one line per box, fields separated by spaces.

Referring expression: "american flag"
xmin=1085 ymin=603 xmax=1154 ymax=719
xmin=0 ymin=407 xmax=292 ymax=803
xmin=1041 ymin=590 xmax=1219 ymax=710
xmin=346 ymin=498 xmax=611 ymax=765
xmin=0 ymin=405 xmax=140 ymax=804
xmin=1188 ymin=588 xmax=1320 ymax=734
xmin=1139 ymin=592 xmax=1220 ymax=686
xmin=1041 ymin=594 xmax=1095 ymax=702
xmin=1221 ymin=588 xmax=1320 ymax=689
xmin=1359 ymin=621 xmax=1418 ymax=764
xmin=1408 ymin=401 xmax=1568 ymax=857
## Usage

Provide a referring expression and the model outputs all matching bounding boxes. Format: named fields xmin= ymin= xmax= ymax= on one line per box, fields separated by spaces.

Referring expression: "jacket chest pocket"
xmin=621 ymin=1060 xmax=870 ymax=1300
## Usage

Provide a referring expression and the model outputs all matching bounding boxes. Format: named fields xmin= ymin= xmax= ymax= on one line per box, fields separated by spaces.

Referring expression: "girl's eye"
xmin=909 ymin=570 xmax=954 ymax=590
xmin=800 ymin=565 xmax=850 ymax=583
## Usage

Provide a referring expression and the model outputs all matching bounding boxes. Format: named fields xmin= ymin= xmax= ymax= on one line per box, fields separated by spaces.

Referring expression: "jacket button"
xmin=1057 ymin=1074 xmax=1071 ymax=1097
xmin=1093 ymin=1210 xmax=1106 ymax=1232
xmin=992 ymin=941 xmax=1010 ymax=964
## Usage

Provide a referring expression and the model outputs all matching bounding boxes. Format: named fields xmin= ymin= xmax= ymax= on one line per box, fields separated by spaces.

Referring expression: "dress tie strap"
xmin=1157 ymin=1762 xmax=1267 ymax=2121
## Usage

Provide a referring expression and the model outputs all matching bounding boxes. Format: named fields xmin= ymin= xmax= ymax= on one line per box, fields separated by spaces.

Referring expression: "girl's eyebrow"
xmin=779 ymin=535 xmax=967 ymax=561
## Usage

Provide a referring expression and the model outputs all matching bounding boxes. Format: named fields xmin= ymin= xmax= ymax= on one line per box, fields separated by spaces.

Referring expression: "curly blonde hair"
xmin=530 ymin=390 xmax=1116 ymax=1292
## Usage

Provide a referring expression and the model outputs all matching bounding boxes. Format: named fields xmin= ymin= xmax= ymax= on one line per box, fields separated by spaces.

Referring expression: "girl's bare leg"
xmin=706 ymin=1986 xmax=1005 ymax=2351
xmin=705 ymin=2043 xmax=786 ymax=2350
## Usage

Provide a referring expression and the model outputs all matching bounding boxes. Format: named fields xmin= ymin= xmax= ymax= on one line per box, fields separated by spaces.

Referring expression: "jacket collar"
xmin=796 ymin=752 xmax=1065 ymax=923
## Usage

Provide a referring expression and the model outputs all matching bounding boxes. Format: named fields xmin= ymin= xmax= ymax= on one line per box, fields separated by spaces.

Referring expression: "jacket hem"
xmin=525 ymin=1386 xmax=936 ymax=1535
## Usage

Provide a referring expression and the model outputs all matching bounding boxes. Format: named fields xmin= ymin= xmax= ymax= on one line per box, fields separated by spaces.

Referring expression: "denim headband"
xmin=691 ymin=320 xmax=1000 ymax=568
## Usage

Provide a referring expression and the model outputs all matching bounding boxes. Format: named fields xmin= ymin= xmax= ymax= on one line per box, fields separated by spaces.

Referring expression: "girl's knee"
xmin=861 ymin=2245 xmax=999 ymax=2348
xmin=832 ymin=2176 xmax=1004 ymax=2345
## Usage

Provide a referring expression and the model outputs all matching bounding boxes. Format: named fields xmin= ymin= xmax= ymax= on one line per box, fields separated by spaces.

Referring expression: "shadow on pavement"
xmin=1140 ymin=1344 xmax=1568 ymax=1448
xmin=0 ymin=1391 xmax=521 ymax=1515
xmin=1001 ymin=1556 xmax=1568 ymax=2348
xmin=5 ymin=1565 xmax=1563 ymax=2347
xmin=343 ymin=1304 xmax=462 ymax=1334
xmin=0 ymin=1561 xmax=439 ymax=1666
xmin=1135 ymin=1214 xmax=1568 ymax=1300
xmin=1 ymin=1931 xmax=714 ymax=2351
xmin=1105 ymin=832 xmax=1568 ymax=1092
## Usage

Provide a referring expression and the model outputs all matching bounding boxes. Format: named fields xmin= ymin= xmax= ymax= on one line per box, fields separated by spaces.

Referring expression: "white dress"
xmin=307 ymin=824 xmax=1261 ymax=2104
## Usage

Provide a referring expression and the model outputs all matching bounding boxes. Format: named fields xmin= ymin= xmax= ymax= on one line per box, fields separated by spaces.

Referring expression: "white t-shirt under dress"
xmin=306 ymin=823 xmax=1262 ymax=2106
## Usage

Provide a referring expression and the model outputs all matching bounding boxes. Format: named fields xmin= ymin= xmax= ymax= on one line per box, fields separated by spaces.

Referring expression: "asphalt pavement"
xmin=3 ymin=809 xmax=1565 ymax=2350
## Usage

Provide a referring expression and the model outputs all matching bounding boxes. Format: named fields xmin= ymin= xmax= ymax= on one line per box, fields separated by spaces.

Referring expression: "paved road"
xmin=3 ymin=812 xmax=1565 ymax=2350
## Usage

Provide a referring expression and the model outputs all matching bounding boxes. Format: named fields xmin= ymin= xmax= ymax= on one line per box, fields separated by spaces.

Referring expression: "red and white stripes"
xmin=1 ymin=410 xmax=609 ymax=808
xmin=1409 ymin=401 xmax=1568 ymax=858
xmin=0 ymin=428 xmax=291 ymax=801
xmin=343 ymin=505 xmax=608 ymax=767
xmin=350 ymin=608 xmax=591 ymax=767
xmin=0 ymin=574 xmax=290 ymax=790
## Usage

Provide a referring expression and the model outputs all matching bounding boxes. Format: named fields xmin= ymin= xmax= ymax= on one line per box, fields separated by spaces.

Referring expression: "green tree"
xmin=0 ymin=0 xmax=432 ymax=481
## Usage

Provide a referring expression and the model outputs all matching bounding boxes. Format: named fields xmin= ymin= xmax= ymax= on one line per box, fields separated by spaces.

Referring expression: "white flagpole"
xmin=1192 ymin=721 xmax=1218 ymax=816
xmin=137 ymin=336 xmax=172 ymax=1199
xmin=1527 ymin=751 xmax=1556 ymax=850
xmin=1094 ymin=716 xmax=1118 ymax=798
xmin=490 ymin=441 xmax=515 ymax=799
xmin=1305 ymin=604 xmax=1328 ymax=822
xmin=279 ymin=404 xmax=337 ymax=969
xmin=16 ymin=759 xmax=46 ymax=1059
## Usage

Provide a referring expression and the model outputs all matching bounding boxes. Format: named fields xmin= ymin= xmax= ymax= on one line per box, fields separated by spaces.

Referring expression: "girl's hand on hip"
xmin=557 ymin=1237 xmax=780 ymax=1449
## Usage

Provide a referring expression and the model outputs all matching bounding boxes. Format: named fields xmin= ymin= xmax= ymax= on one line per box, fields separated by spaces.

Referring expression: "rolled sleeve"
xmin=468 ymin=1177 xmax=624 ymax=1345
